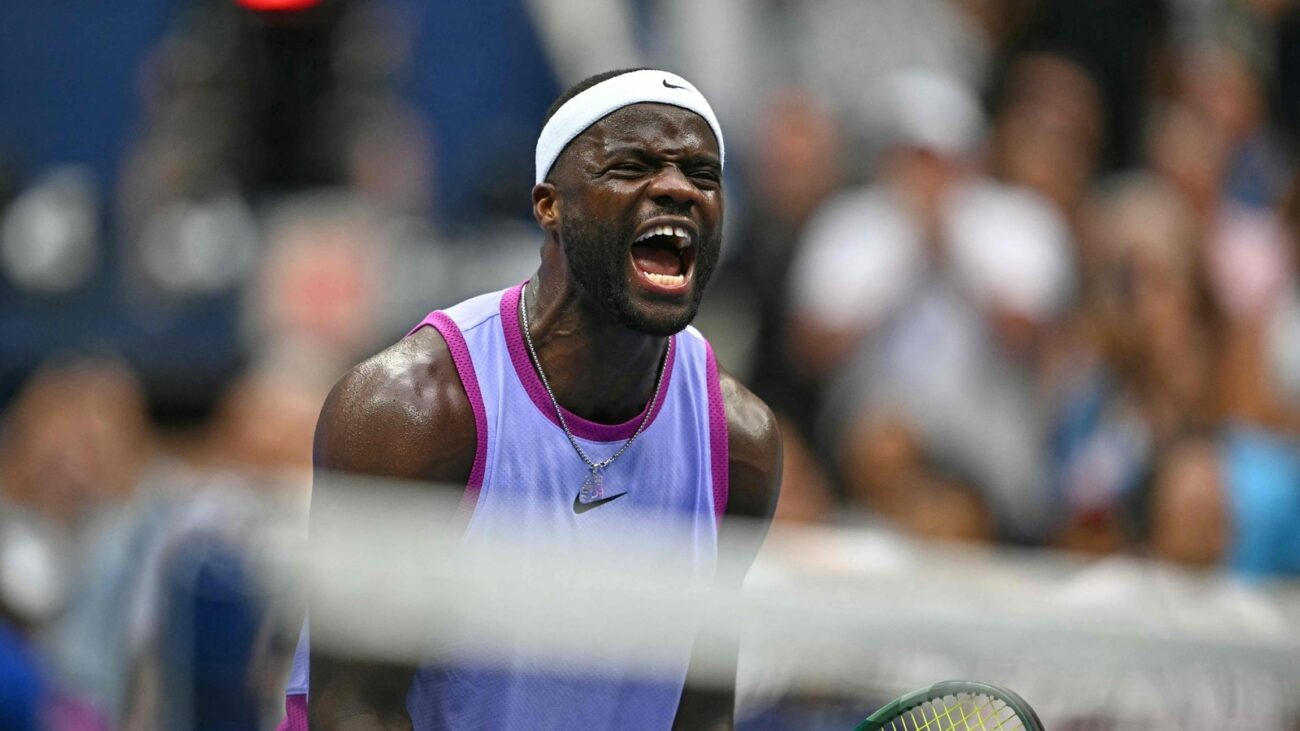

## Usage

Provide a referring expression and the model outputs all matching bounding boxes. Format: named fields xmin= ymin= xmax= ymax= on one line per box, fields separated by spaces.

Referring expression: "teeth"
xmin=645 ymin=272 xmax=686 ymax=286
xmin=633 ymin=224 xmax=694 ymax=247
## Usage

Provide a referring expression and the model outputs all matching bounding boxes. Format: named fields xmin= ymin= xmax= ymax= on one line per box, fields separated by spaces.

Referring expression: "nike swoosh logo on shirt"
xmin=572 ymin=491 xmax=627 ymax=514
xmin=662 ymin=79 xmax=686 ymax=90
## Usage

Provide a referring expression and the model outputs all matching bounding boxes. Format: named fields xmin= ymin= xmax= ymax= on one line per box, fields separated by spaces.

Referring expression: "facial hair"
xmin=561 ymin=210 xmax=720 ymax=336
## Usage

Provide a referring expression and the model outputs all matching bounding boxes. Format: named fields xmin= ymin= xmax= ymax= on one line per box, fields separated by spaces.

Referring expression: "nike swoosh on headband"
xmin=663 ymin=79 xmax=686 ymax=89
xmin=572 ymin=490 xmax=627 ymax=514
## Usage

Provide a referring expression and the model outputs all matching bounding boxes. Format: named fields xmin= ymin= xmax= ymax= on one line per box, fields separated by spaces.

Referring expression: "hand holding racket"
xmin=855 ymin=681 xmax=1044 ymax=731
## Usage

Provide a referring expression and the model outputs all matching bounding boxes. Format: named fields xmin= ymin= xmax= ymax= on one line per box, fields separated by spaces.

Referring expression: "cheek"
xmin=562 ymin=213 xmax=627 ymax=268
xmin=573 ymin=190 xmax=641 ymax=235
xmin=703 ymin=191 xmax=723 ymax=222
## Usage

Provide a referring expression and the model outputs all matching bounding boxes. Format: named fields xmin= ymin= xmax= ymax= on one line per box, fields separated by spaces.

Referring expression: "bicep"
xmin=308 ymin=655 xmax=415 ymax=730
xmin=305 ymin=339 xmax=477 ymax=726
xmin=719 ymin=376 xmax=782 ymax=584
xmin=676 ymin=400 xmax=780 ymax=729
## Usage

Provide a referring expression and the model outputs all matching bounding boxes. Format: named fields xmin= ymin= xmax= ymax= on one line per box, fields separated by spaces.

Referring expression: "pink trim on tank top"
xmin=704 ymin=342 xmax=729 ymax=522
xmin=499 ymin=283 xmax=676 ymax=442
xmin=408 ymin=312 xmax=489 ymax=516
xmin=279 ymin=694 xmax=308 ymax=731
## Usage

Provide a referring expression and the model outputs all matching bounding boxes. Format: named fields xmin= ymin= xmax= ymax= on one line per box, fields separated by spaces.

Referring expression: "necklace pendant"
xmin=579 ymin=468 xmax=605 ymax=502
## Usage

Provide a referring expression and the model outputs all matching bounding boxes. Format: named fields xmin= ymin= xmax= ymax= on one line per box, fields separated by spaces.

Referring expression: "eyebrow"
xmin=602 ymin=145 xmax=722 ymax=169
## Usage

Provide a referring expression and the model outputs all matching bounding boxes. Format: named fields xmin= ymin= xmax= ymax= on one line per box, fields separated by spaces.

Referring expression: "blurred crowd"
xmin=720 ymin=0 xmax=1300 ymax=573
xmin=1 ymin=0 xmax=1299 ymax=728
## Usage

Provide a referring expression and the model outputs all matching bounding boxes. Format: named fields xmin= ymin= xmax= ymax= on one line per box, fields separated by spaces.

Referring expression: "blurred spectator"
xmin=988 ymin=52 xmax=1105 ymax=233
xmin=1178 ymin=43 xmax=1291 ymax=210
xmin=124 ymin=364 xmax=322 ymax=730
xmin=1051 ymin=175 xmax=1216 ymax=554
xmin=840 ymin=419 xmax=921 ymax=522
xmin=788 ymin=0 xmax=994 ymax=173
xmin=1190 ymin=94 xmax=1300 ymax=437
xmin=203 ymin=368 xmax=325 ymax=474
xmin=1147 ymin=101 xmax=1231 ymax=221
xmin=1143 ymin=426 xmax=1300 ymax=580
xmin=1149 ymin=42 xmax=1291 ymax=263
xmin=830 ymin=262 xmax=1063 ymax=541
xmin=0 ymin=356 xmax=154 ymax=726
xmin=249 ymin=193 xmax=393 ymax=372
xmin=839 ymin=418 xmax=995 ymax=544
xmin=1148 ymin=40 xmax=1300 ymax=448
xmin=789 ymin=68 xmax=1073 ymax=540
xmin=789 ymin=68 xmax=1076 ymax=372
xmin=788 ymin=68 xmax=988 ymax=377
xmin=992 ymin=0 xmax=1169 ymax=171
xmin=895 ymin=466 xmax=995 ymax=545
xmin=1148 ymin=438 xmax=1229 ymax=567
xmin=0 ymin=357 xmax=151 ymax=531
xmin=1164 ymin=45 xmax=1295 ymax=359
xmin=1054 ymin=147 xmax=1300 ymax=578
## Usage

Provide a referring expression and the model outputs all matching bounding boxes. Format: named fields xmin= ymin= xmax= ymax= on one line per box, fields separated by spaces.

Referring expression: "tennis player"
xmin=280 ymin=68 xmax=781 ymax=730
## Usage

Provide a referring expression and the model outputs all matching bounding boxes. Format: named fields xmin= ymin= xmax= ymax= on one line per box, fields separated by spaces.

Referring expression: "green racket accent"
xmin=854 ymin=681 xmax=1044 ymax=731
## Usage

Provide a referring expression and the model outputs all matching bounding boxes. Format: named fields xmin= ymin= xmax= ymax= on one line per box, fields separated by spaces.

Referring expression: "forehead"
xmin=573 ymin=103 xmax=720 ymax=158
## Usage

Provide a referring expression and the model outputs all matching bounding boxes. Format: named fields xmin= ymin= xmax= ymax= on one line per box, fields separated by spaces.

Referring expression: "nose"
xmin=647 ymin=164 xmax=705 ymax=209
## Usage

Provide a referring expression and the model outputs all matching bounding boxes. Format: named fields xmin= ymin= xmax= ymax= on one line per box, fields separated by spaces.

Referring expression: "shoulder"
xmin=314 ymin=326 xmax=476 ymax=486
xmin=717 ymin=367 xmax=781 ymax=521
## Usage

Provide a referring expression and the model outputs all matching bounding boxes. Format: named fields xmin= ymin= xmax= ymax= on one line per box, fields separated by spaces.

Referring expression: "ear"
xmin=532 ymin=182 xmax=560 ymax=237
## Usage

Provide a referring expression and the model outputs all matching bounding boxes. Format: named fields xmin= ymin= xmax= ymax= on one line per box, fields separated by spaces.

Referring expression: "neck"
xmin=523 ymin=259 xmax=669 ymax=425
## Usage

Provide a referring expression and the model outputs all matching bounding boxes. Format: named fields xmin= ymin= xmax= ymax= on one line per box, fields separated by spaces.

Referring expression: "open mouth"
xmin=630 ymin=222 xmax=696 ymax=292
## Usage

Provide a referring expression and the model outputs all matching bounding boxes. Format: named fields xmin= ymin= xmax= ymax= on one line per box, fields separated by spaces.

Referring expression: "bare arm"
xmin=307 ymin=328 xmax=477 ymax=731
xmin=674 ymin=369 xmax=782 ymax=730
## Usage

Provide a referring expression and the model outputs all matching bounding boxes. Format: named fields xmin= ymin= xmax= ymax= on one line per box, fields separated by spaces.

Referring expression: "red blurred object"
xmin=236 ymin=0 xmax=321 ymax=11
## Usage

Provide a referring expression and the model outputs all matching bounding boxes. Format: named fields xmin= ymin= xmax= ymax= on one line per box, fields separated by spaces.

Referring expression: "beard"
xmin=561 ymin=210 xmax=720 ymax=336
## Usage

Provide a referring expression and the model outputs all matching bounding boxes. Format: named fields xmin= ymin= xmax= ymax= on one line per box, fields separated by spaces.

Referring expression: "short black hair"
xmin=542 ymin=67 xmax=649 ymax=126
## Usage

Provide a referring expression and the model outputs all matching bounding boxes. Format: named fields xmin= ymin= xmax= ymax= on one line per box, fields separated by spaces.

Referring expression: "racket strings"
xmin=886 ymin=693 xmax=1022 ymax=731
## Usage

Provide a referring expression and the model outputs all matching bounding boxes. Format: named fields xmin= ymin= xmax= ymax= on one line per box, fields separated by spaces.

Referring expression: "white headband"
xmin=535 ymin=69 xmax=725 ymax=184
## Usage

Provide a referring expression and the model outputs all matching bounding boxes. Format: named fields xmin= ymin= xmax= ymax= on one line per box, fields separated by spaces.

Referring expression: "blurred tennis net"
xmin=248 ymin=474 xmax=1300 ymax=730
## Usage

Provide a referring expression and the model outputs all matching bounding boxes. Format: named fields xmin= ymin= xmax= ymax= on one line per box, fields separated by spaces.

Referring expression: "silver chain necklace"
xmin=520 ymin=283 xmax=670 ymax=503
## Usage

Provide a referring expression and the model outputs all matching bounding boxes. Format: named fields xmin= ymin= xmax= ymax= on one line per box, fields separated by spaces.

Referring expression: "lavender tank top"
xmin=280 ymin=283 xmax=729 ymax=730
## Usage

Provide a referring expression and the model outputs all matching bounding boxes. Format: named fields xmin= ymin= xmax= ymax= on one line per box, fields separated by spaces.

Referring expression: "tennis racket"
xmin=855 ymin=680 xmax=1044 ymax=731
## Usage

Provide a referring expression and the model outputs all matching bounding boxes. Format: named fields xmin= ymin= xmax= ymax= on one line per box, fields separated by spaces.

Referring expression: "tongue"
xmin=631 ymin=245 xmax=682 ymax=276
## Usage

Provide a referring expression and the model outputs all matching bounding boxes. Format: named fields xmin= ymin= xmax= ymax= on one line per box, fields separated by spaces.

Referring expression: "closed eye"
xmin=689 ymin=168 xmax=721 ymax=184
xmin=685 ymin=168 xmax=721 ymax=189
xmin=607 ymin=162 xmax=651 ymax=177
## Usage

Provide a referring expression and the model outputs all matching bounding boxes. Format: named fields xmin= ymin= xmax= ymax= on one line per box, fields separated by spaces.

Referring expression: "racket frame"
xmin=854 ymin=680 xmax=1044 ymax=731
